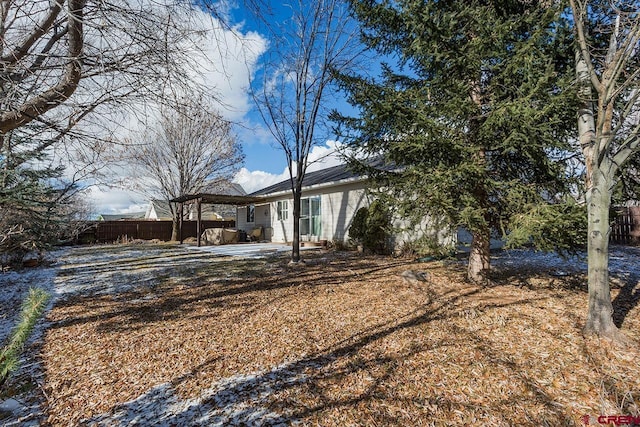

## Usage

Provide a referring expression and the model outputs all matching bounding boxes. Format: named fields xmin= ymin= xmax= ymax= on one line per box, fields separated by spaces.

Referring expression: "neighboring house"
xmin=147 ymin=183 xmax=246 ymax=221
xmin=98 ymin=212 xmax=146 ymax=221
xmin=145 ymin=200 xmax=174 ymax=220
xmin=235 ymin=163 xmax=454 ymax=248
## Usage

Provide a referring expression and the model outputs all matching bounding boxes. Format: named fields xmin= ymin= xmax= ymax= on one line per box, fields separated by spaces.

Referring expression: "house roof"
xmin=249 ymin=159 xmax=392 ymax=197
xmin=170 ymin=193 xmax=265 ymax=205
xmin=148 ymin=200 xmax=173 ymax=219
xmin=169 ymin=181 xmax=249 ymax=205
xmin=99 ymin=212 xmax=146 ymax=221
xmin=248 ymin=163 xmax=360 ymax=196
xmin=201 ymin=181 xmax=247 ymax=196
xmin=172 ymin=159 xmax=391 ymax=205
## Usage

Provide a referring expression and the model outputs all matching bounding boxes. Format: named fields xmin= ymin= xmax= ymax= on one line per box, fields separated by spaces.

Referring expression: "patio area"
xmin=185 ymin=242 xmax=321 ymax=258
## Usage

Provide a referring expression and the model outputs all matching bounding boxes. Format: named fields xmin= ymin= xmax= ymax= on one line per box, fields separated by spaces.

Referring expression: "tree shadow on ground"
xmin=79 ymin=281 xmax=575 ymax=426
xmin=45 ymin=248 xmax=618 ymax=425
xmin=47 ymin=253 xmax=405 ymax=334
xmin=611 ymin=271 xmax=640 ymax=328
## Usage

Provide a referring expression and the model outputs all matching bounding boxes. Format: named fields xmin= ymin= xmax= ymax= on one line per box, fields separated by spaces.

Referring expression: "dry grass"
xmin=40 ymin=249 xmax=640 ymax=426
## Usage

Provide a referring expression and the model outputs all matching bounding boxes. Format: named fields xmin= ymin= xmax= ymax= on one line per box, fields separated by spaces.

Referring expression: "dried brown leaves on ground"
xmin=40 ymin=248 xmax=639 ymax=426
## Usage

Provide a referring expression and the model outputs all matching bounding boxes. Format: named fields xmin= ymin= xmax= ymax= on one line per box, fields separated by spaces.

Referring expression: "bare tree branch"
xmin=0 ymin=0 xmax=84 ymax=133
xmin=250 ymin=0 xmax=364 ymax=262
xmin=127 ymin=97 xmax=244 ymax=240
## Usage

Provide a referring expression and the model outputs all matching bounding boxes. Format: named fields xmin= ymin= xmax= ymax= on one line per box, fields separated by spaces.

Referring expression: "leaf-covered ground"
xmin=4 ymin=244 xmax=640 ymax=426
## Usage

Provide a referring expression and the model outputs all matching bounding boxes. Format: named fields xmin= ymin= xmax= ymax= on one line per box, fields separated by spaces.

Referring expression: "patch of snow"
xmin=187 ymin=243 xmax=319 ymax=259
xmin=85 ymin=362 xmax=311 ymax=426
xmin=52 ymin=246 xmax=217 ymax=298
xmin=1 ymin=244 xmax=639 ymax=425
xmin=0 ymin=250 xmax=67 ymax=425
xmin=491 ymin=246 xmax=640 ymax=283
xmin=0 ymin=261 xmax=60 ymax=345
xmin=0 ymin=398 xmax=22 ymax=413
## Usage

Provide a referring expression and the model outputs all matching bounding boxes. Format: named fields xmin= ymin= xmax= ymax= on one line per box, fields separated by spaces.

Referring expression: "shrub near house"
xmin=349 ymin=201 xmax=391 ymax=254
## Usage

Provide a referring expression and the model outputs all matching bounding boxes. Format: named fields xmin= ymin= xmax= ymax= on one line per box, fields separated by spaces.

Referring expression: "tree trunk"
xmin=575 ymin=51 xmax=596 ymax=188
xmin=171 ymin=217 xmax=179 ymax=242
xmin=291 ymin=188 xmax=301 ymax=263
xmin=583 ymin=168 xmax=622 ymax=341
xmin=575 ymin=50 xmax=624 ymax=343
xmin=468 ymin=229 xmax=490 ymax=284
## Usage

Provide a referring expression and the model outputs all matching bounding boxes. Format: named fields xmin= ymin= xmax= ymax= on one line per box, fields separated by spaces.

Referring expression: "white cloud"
xmin=233 ymin=140 xmax=347 ymax=193
xmin=88 ymin=186 xmax=147 ymax=215
xmin=306 ymin=140 xmax=345 ymax=172
xmin=85 ymin=7 xmax=269 ymax=214
xmin=234 ymin=167 xmax=290 ymax=194
xmin=238 ymin=122 xmax=275 ymax=146
xmin=188 ymin=24 xmax=268 ymax=122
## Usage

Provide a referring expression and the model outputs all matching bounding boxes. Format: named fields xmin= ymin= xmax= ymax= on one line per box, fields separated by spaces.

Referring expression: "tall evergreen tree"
xmin=0 ymin=130 xmax=87 ymax=265
xmin=335 ymin=0 xmax=579 ymax=283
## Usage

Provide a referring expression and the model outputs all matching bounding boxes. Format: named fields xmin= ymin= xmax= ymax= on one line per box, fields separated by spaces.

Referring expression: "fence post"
xmin=196 ymin=199 xmax=202 ymax=247
xmin=179 ymin=202 xmax=184 ymax=244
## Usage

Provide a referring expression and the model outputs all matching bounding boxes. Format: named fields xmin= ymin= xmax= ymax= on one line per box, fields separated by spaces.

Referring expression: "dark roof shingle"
xmin=249 ymin=163 xmax=363 ymax=196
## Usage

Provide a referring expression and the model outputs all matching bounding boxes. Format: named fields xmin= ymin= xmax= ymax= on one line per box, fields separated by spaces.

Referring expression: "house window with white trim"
xmin=277 ymin=200 xmax=288 ymax=221
xmin=246 ymin=204 xmax=255 ymax=223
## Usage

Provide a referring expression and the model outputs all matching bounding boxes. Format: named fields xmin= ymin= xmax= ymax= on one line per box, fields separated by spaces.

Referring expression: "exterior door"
xmin=300 ymin=197 xmax=321 ymax=239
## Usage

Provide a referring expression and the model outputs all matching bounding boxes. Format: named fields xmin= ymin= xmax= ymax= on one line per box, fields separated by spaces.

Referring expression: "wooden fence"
xmin=81 ymin=220 xmax=235 ymax=243
xmin=610 ymin=206 xmax=640 ymax=245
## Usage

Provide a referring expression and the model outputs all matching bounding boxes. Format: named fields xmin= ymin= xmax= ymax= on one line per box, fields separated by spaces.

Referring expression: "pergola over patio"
xmin=170 ymin=193 xmax=265 ymax=247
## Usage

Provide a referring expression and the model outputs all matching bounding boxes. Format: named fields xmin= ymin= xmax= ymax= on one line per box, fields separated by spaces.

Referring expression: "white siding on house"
xmin=267 ymin=196 xmax=290 ymax=243
xmin=319 ymin=182 xmax=368 ymax=242
xmin=266 ymin=181 xmax=369 ymax=244
xmin=238 ymin=176 xmax=454 ymax=250
xmin=145 ymin=204 xmax=158 ymax=220
xmin=391 ymin=217 xmax=457 ymax=251
xmin=237 ymin=203 xmax=271 ymax=240
xmin=236 ymin=181 xmax=456 ymax=249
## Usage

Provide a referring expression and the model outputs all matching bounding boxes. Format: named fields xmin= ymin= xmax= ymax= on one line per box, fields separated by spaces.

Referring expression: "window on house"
xmin=277 ymin=200 xmax=288 ymax=221
xmin=246 ymin=204 xmax=255 ymax=223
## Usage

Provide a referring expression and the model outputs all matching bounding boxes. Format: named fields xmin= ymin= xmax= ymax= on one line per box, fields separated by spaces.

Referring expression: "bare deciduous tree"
xmin=130 ymin=100 xmax=244 ymax=240
xmin=252 ymin=0 xmax=363 ymax=263
xmin=570 ymin=0 xmax=640 ymax=342
xmin=0 ymin=0 xmax=225 ymax=178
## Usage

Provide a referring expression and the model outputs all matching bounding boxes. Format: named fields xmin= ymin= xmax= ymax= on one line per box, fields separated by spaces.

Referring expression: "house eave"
xmin=256 ymin=175 xmax=368 ymax=201
xmin=170 ymin=193 xmax=266 ymax=205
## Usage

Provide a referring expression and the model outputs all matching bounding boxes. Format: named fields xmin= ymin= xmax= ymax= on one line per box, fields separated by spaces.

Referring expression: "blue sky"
xmin=229 ymin=0 xmax=354 ymax=186
xmin=89 ymin=0 xmax=349 ymax=214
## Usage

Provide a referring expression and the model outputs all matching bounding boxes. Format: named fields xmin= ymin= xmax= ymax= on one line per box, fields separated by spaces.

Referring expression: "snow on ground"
xmin=85 ymin=361 xmax=313 ymax=426
xmin=1 ymin=243 xmax=639 ymax=425
xmin=187 ymin=243 xmax=319 ymax=259
xmin=491 ymin=245 xmax=640 ymax=283
xmin=1 ymin=244 xmax=311 ymax=426
xmin=0 ymin=249 xmax=68 ymax=426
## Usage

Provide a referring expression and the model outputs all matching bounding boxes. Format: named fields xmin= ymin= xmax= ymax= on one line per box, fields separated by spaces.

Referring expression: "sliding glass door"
xmin=300 ymin=196 xmax=321 ymax=238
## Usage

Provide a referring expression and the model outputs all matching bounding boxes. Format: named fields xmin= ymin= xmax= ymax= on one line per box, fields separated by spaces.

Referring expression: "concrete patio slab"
xmin=185 ymin=243 xmax=320 ymax=259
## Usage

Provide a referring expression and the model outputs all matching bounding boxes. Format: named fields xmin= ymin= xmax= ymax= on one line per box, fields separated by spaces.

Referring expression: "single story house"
xmin=173 ymin=162 xmax=454 ymax=249
xmin=237 ymin=163 xmax=371 ymax=244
